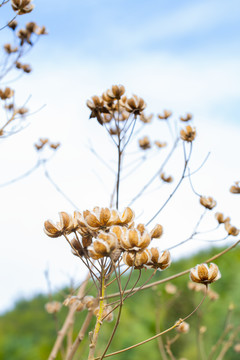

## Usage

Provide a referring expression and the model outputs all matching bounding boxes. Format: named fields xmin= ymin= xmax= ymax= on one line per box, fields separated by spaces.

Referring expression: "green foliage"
xmin=1 ymin=246 xmax=240 ymax=359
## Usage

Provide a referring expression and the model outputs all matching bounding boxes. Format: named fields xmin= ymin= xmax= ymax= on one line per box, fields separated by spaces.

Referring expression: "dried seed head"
xmin=63 ymin=297 xmax=85 ymax=311
xmin=122 ymin=249 xmax=151 ymax=269
xmin=224 ymin=221 xmax=239 ymax=236
xmin=117 ymin=227 xmax=151 ymax=251
xmin=11 ymin=0 xmax=34 ymax=15
xmin=199 ymin=326 xmax=207 ymax=334
xmin=106 ymin=84 xmax=125 ymax=100
xmin=0 ymin=87 xmax=14 ymax=100
xmin=88 ymin=231 xmax=118 ymax=259
xmin=175 ymin=321 xmax=190 ymax=334
xmin=215 ymin=212 xmax=230 ymax=224
xmin=160 ymin=172 xmax=173 ymax=183
xmin=188 ymin=281 xmax=205 ymax=292
xmin=147 ymin=248 xmax=171 ymax=270
xmin=139 ymin=136 xmax=151 ymax=150
xmin=180 ymin=113 xmax=192 ymax=122
xmin=230 ymin=181 xmax=240 ymax=194
xmin=165 ymin=283 xmax=177 ymax=295
xmin=208 ymin=289 xmax=219 ymax=301
xmin=26 ymin=21 xmax=37 ymax=33
xmin=94 ymin=305 xmax=114 ymax=322
xmin=45 ymin=301 xmax=61 ymax=314
xmin=86 ymin=95 xmax=109 ymax=125
xmin=190 ymin=263 xmax=221 ymax=284
xmin=8 ymin=20 xmax=18 ymax=30
xmin=82 ymin=296 xmax=97 ymax=310
xmin=200 ymin=196 xmax=216 ymax=210
xmin=158 ymin=110 xmax=172 ymax=120
xmin=17 ymin=107 xmax=28 ymax=115
xmin=180 ymin=125 xmax=196 ymax=142
xmin=36 ymin=26 xmax=48 ymax=35
xmin=44 ymin=212 xmax=74 ymax=238
xmin=4 ymin=43 xmax=18 ymax=54
xmin=50 ymin=142 xmax=61 ymax=150
xmin=122 ymin=94 xmax=146 ymax=115
xmin=140 ymin=112 xmax=153 ymax=124
xmin=155 ymin=140 xmax=167 ymax=148
xmin=21 ymin=64 xmax=32 ymax=73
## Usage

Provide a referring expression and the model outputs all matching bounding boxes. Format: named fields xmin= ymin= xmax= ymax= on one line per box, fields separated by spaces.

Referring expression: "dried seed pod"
xmin=11 ymin=0 xmax=34 ymax=15
xmin=150 ymin=224 xmax=163 ymax=239
xmin=106 ymin=84 xmax=125 ymax=100
xmin=139 ymin=136 xmax=151 ymax=150
xmin=0 ymin=87 xmax=14 ymax=100
xmin=49 ymin=142 xmax=60 ymax=150
xmin=44 ymin=212 xmax=74 ymax=238
xmin=158 ymin=110 xmax=172 ymax=120
xmin=63 ymin=297 xmax=85 ymax=311
xmin=121 ymin=94 xmax=146 ymax=115
xmin=200 ymin=196 xmax=216 ymax=210
xmin=122 ymin=249 xmax=151 ymax=268
xmin=160 ymin=172 xmax=173 ymax=183
xmin=175 ymin=321 xmax=190 ymax=334
xmin=215 ymin=212 xmax=230 ymax=224
xmin=155 ymin=140 xmax=167 ymax=148
xmin=180 ymin=113 xmax=192 ymax=122
xmin=180 ymin=125 xmax=196 ymax=142
xmin=230 ymin=181 xmax=240 ymax=194
xmin=8 ymin=20 xmax=18 ymax=30
xmin=45 ymin=301 xmax=61 ymax=314
xmin=4 ymin=43 xmax=18 ymax=54
xmin=86 ymin=95 xmax=109 ymax=125
xmin=140 ymin=112 xmax=153 ymax=123
xmin=88 ymin=231 xmax=118 ymax=259
xmin=147 ymin=248 xmax=171 ymax=270
xmin=118 ymin=227 xmax=151 ymax=251
xmin=224 ymin=221 xmax=239 ymax=236
xmin=190 ymin=263 xmax=221 ymax=284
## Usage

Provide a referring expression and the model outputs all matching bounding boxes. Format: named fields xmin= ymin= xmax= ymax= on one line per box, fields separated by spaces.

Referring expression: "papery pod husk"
xmin=44 ymin=220 xmax=62 ymax=238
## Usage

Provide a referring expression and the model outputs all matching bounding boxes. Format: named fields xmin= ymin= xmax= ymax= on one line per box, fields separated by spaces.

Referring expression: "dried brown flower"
xmin=138 ymin=136 xmax=151 ymax=150
xmin=11 ymin=0 xmax=34 ymax=15
xmin=26 ymin=21 xmax=38 ymax=34
xmin=230 ymin=181 xmax=240 ymax=194
xmin=36 ymin=26 xmax=48 ymax=35
xmin=17 ymin=29 xmax=32 ymax=45
xmin=17 ymin=107 xmax=28 ymax=115
xmin=160 ymin=172 xmax=173 ymax=183
xmin=234 ymin=344 xmax=240 ymax=353
xmin=158 ymin=110 xmax=172 ymax=120
xmin=190 ymin=263 xmax=221 ymax=284
xmin=180 ymin=113 xmax=192 ymax=122
xmin=63 ymin=297 xmax=85 ymax=311
xmin=94 ymin=305 xmax=114 ymax=322
xmin=200 ymin=196 xmax=216 ymax=210
xmin=180 ymin=125 xmax=196 ymax=142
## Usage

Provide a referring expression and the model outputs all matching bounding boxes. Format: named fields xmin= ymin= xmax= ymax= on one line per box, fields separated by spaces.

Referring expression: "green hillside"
xmin=1 ymin=246 xmax=240 ymax=360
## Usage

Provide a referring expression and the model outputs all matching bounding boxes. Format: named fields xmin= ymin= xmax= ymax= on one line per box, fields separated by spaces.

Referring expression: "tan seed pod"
xmin=215 ymin=212 xmax=230 ymax=224
xmin=180 ymin=113 xmax=192 ymax=122
xmin=150 ymin=224 xmax=163 ymax=239
xmin=45 ymin=301 xmax=61 ymax=314
xmin=106 ymin=84 xmax=125 ymax=100
xmin=190 ymin=263 xmax=221 ymax=284
xmin=122 ymin=94 xmax=146 ymax=115
xmin=160 ymin=172 xmax=173 ymax=183
xmin=175 ymin=321 xmax=190 ymax=334
xmin=11 ymin=0 xmax=34 ymax=15
xmin=155 ymin=140 xmax=167 ymax=148
xmin=230 ymin=181 xmax=240 ymax=194
xmin=147 ymin=248 xmax=171 ymax=270
xmin=8 ymin=20 xmax=18 ymax=30
xmin=180 ymin=125 xmax=196 ymax=142
xmin=165 ymin=283 xmax=177 ymax=295
xmin=158 ymin=110 xmax=172 ymax=120
xmin=139 ymin=136 xmax=151 ymax=150
xmin=140 ymin=112 xmax=153 ymax=123
xmin=200 ymin=196 xmax=216 ymax=210
xmin=224 ymin=221 xmax=239 ymax=236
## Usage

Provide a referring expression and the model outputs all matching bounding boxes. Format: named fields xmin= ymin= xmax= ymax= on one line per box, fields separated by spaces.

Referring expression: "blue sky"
xmin=0 ymin=0 xmax=240 ymax=313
